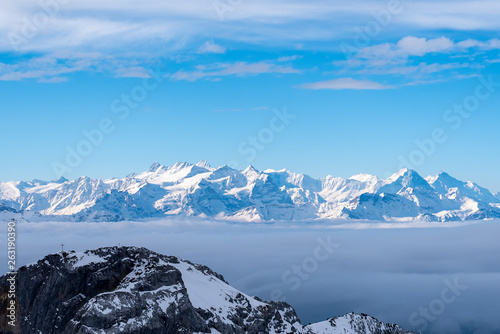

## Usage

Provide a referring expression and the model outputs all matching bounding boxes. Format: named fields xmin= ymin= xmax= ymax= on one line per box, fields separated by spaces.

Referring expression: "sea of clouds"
xmin=1 ymin=218 xmax=499 ymax=333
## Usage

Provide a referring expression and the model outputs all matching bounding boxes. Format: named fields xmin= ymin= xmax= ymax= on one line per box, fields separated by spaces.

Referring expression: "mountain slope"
xmin=0 ymin=246 xmax=415 ymax=334
xmin=0 ymin=161 xmax=498 ymax=222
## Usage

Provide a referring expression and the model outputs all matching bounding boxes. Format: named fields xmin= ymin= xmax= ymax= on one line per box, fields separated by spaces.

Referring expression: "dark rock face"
xmin=0 ymin=204 xmax=17 ymax=213
xmin=0 ymin=247 xmax=415 ymax=334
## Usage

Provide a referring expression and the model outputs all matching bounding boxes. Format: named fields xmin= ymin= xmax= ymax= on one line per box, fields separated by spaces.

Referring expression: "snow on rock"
xmin=0 ymin=162 xmax=499 ymax=222
xmin=0 ymin=246 xmax=415 ymax=334
xmin=304 ymin=312 xmax=413 ymax=334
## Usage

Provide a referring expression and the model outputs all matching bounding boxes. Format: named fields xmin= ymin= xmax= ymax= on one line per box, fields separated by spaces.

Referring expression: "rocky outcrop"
xmin=0 ymin=246 xmax=415 ymax=334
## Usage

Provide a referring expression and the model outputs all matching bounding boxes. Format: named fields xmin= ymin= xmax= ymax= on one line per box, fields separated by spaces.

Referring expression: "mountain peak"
xmin=1 ymin=163 xmax=498 ymax=222
xmin=214 ymin=164 xmax=236 ymax=173
xmin=436 ymin=171 xmax=459 ymax=182
xmin=243 ymin=165 xmax=259 ymax=173
xmin=53 ymin=176 xmax=68 ymax=183
xmin=147 ymin=161 xmax=164 ymax=173
xmin=171 ymin=161 xmax=192 ymax=169
xmin=195 ymin=160 xmax=211 ymax=169
xmin=349 ymin=173 xmax=378 ymax=183
xmin=382 ymin=168 xmax=433 ymax=194
xmin=387 ymin=168 xmax=416 ymax=182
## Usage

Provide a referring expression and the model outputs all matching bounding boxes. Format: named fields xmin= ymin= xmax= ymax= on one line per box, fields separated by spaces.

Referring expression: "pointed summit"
xmin=382 ymin=169 xmax=433 ymax=193
xmin=434 ymin=171 xmax=459 ymax=183
xmin=169 ymin=161 xmax=192 ymax=170
xmin=195 ymin=160 xmax=211 ymax=169
xmin=243 ymin=165 xmax=258 ymax=174
xmin=387 ymin=168 xmax=413 ymax=182
xmin=147 ymin=161 xmax=164 ymax=173
xmin=53 ymin=176 xmax=68 ymax=184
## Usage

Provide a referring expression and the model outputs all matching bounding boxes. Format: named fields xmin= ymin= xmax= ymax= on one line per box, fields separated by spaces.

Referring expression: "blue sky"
xmin=1 ymin=0 xmax=500 ymax=192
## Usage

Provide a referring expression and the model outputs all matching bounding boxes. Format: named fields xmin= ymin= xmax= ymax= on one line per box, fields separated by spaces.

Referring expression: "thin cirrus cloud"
xmin=0 ymin=52 xmax=153 ymax=82
xmin=353 ymin=36 xmax=455 ymax=65
xmin=297 ymin=78 xmax=393 ymax=90
xmin=277 ymin=55 xmax=303 ymax=62
xmin=2 ymin=0 xmax=500 ymax=54
xmin=0 ymin=54 xmax=99 ymax=81
xmin=170 ymin=61 xmax=301 ymax=81
xmin=333 ymin=36 xmax=500 ymax=82
xmin=341 ymin=36 xmax=500 ymax=67
xmin=1 ymin=2 xmax=499 ymax=85
xmin=196 ymin=41 xmax=226 ymax=54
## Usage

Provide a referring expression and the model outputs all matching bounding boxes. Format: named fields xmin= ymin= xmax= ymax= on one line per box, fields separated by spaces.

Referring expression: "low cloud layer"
xmin=2 ymin=218 xmax=500 ymax=333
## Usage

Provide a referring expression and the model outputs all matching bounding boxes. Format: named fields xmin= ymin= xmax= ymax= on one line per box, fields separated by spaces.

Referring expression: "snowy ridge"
xmin=0 ymin=246 xmax=415 ymax=334
xmin=1 ymin=161 xmax=499 ymax=222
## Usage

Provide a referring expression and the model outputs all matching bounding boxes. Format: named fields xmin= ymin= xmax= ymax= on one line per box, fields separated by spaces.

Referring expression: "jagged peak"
xmin=435 ymin=171 xmax=456 ymax=180
xmin=213 ymin=164 xmax=237 ymax=173
xmin=387 ymin=168 xmax=431 ymax=186
xmin=54 ymin=176 xmax=69 ymax=183
xmin=349 ymin=173 xmax=379 ymax=183
xmin=195 ymin=160 xmax=211 ymax=169
xmin=387 ymin=168 xmax=418 ymax=181
xmin=380 ymin=169 xmax=434 ymax=194
xmin=170 ymin=161 xmax=192 ymax=169
xmin=243 ymin=165 xmax=259 ymax=174
xmin=147 ymin=161 xmax=164 ymax=173
xmin=2 ymin=163 xmax=499 ymax=222
xmin=426 ymin=171 xmax=450 ymax=185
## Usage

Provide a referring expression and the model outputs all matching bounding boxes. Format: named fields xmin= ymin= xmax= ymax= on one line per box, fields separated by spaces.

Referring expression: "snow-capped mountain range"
xmin=1 ymin=161 xmax=499 ymax=222
xmin=0 ymin=246 xmax=415 ymax=333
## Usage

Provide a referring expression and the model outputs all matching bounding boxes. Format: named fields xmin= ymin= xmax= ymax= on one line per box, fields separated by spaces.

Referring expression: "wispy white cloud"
xmin=252 ymin=106 xmax=270 ymax=110
xmin=196 ymin=40 xmax=226 ymax=54
xmin=277 ymin=55 xmax=303 ymax=62
xmin=297 ymin=78 xmax=393 ymax=90
xmin=455 ymin=38 xmax=500 ymax=50
xmin=0 ymin=52 xmax=158 ymax=81
xmin=38 ymin=76 xmax=68 ymax=83
xmin=0 ymin=53 xmax=98 ymax=81
xmin=357 ymin=62 xmax=477 ymax=76
xmin=1 ymin=2 xmax=499 ymax=84
xmin=334 ymin=36 xmax=498 ymax=82
xmin=113 ymin=66 xmax=151 ymax=78
xmin=213 ymin=108 xmax=244 ymax=112
xmin=170 ymin=61 xmax=300 ymax=81
xmin=341 ymin=37 xmax=500 ymax=67
xmin=352 ymin=37 xmax=455 ymax=67
xmin=1 ymin=1 xmax=500 ymax=55
xmin=395 ymin=36 xmax=454 ymax=56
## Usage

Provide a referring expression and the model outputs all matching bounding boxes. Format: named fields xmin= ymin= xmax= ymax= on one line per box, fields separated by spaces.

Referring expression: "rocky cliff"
xmin=0 ymin=246 xmax=415 ymax=334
